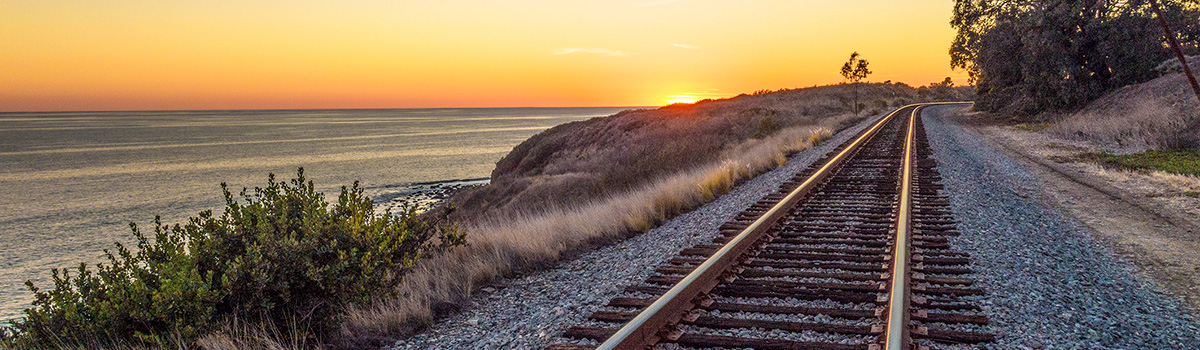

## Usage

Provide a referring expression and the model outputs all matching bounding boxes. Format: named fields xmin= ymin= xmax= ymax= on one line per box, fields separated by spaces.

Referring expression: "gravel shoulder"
xmin=951 ymin=110 xmax=1200 ymax=312
xmin=389 ymin=114 xmax=884 ymax=350
xmin=923 ymin=105 xmax=1200 ymax=348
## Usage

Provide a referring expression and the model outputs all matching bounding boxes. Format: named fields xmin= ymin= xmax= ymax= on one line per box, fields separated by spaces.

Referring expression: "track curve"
xmin=550 ymin=104 xmax=993 ymax=350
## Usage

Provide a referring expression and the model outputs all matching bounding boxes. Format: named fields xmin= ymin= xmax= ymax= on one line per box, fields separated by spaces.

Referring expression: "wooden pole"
xmin=1148 ymin=0 xmax=1200 ymax=104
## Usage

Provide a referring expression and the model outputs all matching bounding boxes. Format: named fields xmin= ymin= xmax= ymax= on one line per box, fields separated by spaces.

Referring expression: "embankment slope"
xmin=1052 ymin=57 xmax=1200 ymax=151
xmin=449 ymin=83 xmax=969 ymax=221
xmin=344 ymin=83 xmax=969 ymax=344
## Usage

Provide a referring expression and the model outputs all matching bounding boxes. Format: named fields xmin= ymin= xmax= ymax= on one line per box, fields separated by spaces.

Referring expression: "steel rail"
xmin=878 ymin=102 xmax=969 ymax=350
xmin=882 ymin=105 xmax=921 ymax=350
xmin=596 ymin=105 xmax=915 ymax=349
xmin=595 ymin=102 xmax=971 ymax=350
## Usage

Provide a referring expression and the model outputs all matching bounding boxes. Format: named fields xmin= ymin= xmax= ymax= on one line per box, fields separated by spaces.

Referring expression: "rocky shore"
xmin=371 ymin=178 xmax=490 ymax=214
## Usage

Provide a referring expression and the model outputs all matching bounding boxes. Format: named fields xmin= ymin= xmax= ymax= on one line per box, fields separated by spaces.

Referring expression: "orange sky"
xmin=1 ymin=0 xmax=970 ymax=112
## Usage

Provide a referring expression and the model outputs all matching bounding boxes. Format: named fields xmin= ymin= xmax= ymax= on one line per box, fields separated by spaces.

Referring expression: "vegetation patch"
xmin=0 ymin=169 xmax=463 ymax=349
xmin=447 ymin=83 xmax=969 ymax=223
xmin=1013 ymin=122 xmax=1054 ymax=132
xmin=1097 ymin=149 xmax=1200 ymax=177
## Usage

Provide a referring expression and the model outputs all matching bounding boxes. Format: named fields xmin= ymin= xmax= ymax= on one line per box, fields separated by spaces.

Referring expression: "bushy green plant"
xmin=1 ymin=169 xmax=464 ymax=348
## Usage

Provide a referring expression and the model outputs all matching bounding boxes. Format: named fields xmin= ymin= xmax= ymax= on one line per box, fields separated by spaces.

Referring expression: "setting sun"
xmin=667 ymin=97 xmax=700 ymax=104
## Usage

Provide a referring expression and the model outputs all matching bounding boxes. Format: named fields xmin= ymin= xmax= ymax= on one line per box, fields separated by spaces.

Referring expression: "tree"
xmin=949 ymin=0 xmax=1200 ymax=114
xmin=1149 ymin=0 xmax=1200 ymax=105
xmin=927 ymin=77 xmax=956 ymax=100
xmin=840 ymin=52 xmax=872 ymax=115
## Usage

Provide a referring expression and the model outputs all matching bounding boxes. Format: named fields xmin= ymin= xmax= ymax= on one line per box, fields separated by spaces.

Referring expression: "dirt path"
xmin=951 ymin=112 xmax=1200 ymax=314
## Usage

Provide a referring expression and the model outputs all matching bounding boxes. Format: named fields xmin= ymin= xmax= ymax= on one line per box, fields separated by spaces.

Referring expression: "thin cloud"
xmin=642 ymin=0 xmax=689 ymax=6
xmin=670 ymin=43 xmax=700 ymax=49
xmin=552 ymin=48 xmax=632 ymax=56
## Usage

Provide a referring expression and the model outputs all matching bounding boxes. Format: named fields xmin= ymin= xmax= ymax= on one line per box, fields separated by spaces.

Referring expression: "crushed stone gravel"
xmin=922 ymin=106 xmax=1200 ymax=349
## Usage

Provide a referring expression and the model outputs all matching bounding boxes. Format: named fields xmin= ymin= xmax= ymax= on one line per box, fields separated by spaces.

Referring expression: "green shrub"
xmin=0 ymin=169 xmax=464 ymax=348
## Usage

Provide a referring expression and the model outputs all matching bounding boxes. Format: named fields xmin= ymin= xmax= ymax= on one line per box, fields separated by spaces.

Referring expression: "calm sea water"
xmin=0 ymin=107 xmax=631 ymax=322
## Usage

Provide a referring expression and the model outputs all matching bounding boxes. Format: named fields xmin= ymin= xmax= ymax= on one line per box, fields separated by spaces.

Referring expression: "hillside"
xmin=339 ymin=83 xmax=970 ymax=342
xmin=1052 ymin=57 xmax=1200 ymax=152
xmin=447 ymin=82 xmax=970 ymax=221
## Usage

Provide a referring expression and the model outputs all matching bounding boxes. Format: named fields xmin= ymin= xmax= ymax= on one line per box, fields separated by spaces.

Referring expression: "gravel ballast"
xmin=394 ymin=105 xmax=1200 ymax=349
xmin=922 ymin=106 xmax=1200 ymax=349
xmin=389 ymin=115 xmax=885 ymax=350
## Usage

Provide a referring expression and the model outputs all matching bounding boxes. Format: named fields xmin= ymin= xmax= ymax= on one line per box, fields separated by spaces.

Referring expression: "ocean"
xmin=0 ymin=107 xmax=632 ymax=323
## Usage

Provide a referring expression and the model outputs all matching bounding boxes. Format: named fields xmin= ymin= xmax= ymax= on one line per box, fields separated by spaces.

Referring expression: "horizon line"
xmin=0 ymin=105 xmax=659 ymax=114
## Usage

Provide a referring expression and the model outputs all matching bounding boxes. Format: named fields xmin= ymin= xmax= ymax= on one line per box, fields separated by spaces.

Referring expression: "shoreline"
xmin=371 ymin=178 xmax=490 ymax=214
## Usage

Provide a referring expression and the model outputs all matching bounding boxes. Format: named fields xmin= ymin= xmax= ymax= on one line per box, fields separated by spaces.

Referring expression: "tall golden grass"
xmin=451 ymin=83 xmax=924 ymax=222
xmin=197 ymin=318 xmax=311 ymax=350
xmin=335 ymin=126 xmax=833 ymax=341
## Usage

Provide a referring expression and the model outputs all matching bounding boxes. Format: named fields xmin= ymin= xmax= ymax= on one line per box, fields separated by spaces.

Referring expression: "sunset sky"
xmin=2 ymin=0 xmax=970 ymax=112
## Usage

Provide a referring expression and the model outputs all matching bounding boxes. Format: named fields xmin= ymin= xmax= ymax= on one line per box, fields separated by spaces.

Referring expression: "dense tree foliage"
xmin=0 ymin=169 xmax=464 ymax=348
xmin=951 ymin=0 xmax=1200 ymax=114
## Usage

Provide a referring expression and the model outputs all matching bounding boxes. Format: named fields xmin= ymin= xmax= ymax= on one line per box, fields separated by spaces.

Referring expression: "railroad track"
xmin=549 ymin=104 xmax=994 ymax=350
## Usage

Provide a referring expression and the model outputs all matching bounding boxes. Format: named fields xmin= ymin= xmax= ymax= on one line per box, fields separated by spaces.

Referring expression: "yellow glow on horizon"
xmin=1 ymin=0 xmax=970 ymax=112
xmin=667 ymin=97 xmax=700 ymax=104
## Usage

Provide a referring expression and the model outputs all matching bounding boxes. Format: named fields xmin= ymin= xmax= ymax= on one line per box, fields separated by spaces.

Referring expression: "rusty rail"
xmin=554 ymin=102 xmax=985 ymax=350
xmin=881 ymin=105 xmax=920 ymax=350
xmin=596 ymin=106 xmax=912 ymax=349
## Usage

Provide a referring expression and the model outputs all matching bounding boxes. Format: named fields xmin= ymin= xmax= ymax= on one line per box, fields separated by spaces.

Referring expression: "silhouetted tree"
xmin=918 ymin=77 xmax=960 ymax=101
xmin=840 ymin=52 xmax=872 ymax=115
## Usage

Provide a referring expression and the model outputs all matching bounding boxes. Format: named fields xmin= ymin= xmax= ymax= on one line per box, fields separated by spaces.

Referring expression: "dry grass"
xmin=337 ymin=126 xmax=833 ymax=341
xmin=196 ymin=318 xmax=313 ymax=350
xmin=451 ymin=83 xmax=924 ymax=222
xmin=1050 ymin=67 xmax=1200 ymax=152
xmin=1080 ymin=161 xmax=1200 ymax=199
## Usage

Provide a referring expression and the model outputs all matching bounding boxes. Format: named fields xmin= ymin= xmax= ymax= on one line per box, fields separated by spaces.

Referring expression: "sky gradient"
xmin=2 ymin=0 xmax=970 ymax=112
